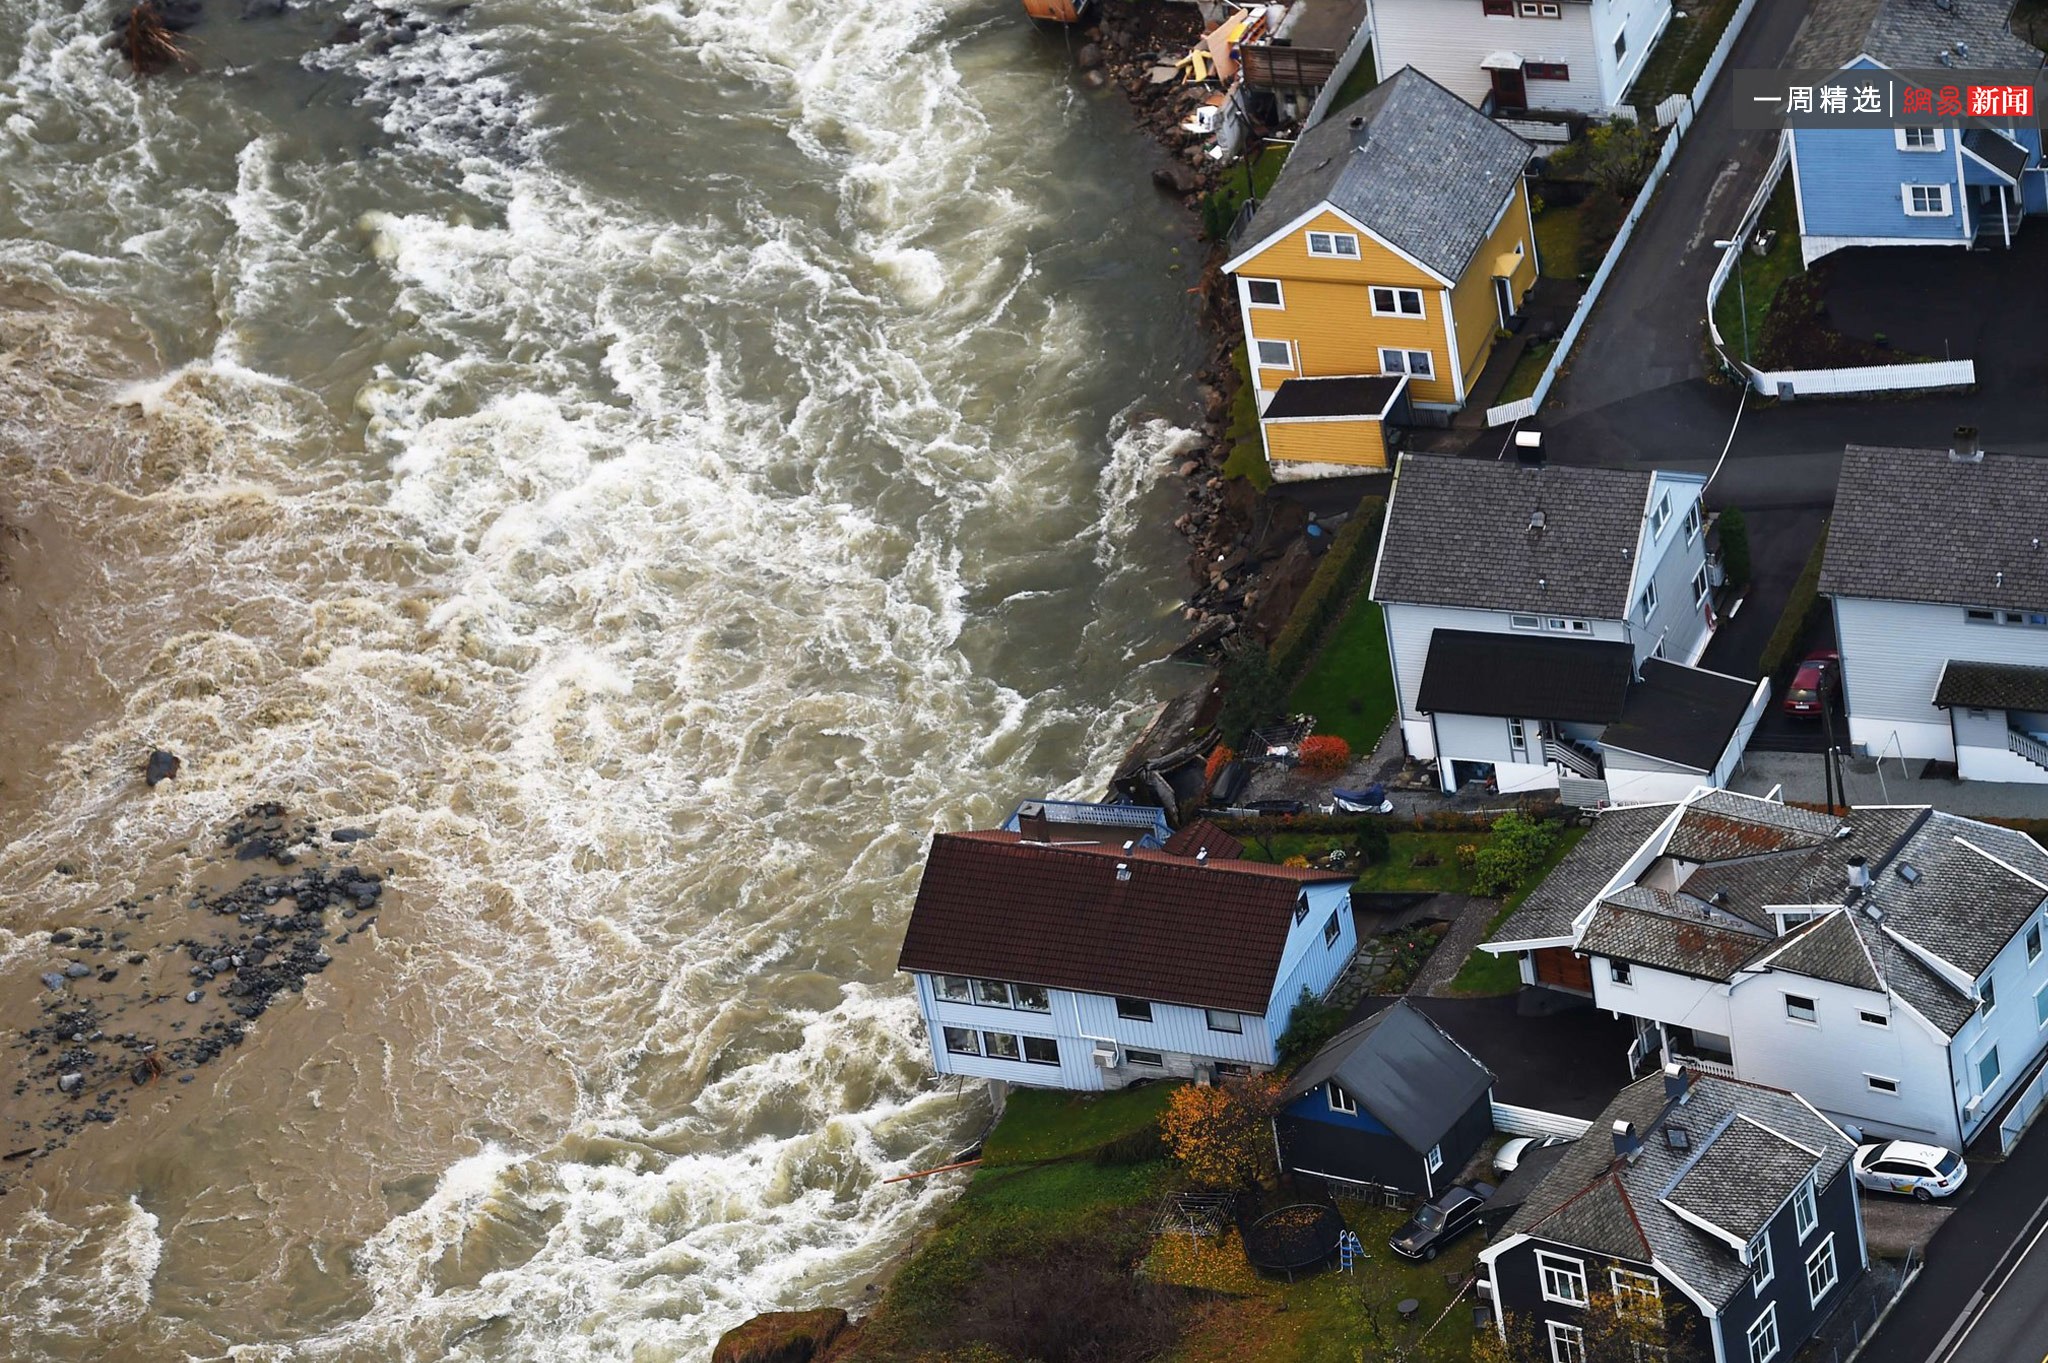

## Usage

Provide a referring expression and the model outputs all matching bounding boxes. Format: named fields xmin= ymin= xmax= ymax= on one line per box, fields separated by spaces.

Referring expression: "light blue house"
xmin=1784 ymin=0 xmax=2046 ymax=265
xmin=896 ymin=821 xmax=1359 ymax=1092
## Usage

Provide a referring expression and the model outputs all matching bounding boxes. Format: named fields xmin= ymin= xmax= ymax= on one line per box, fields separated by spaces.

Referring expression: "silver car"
xmin=1852 ymin=1140 xmax=1967 ymax=1201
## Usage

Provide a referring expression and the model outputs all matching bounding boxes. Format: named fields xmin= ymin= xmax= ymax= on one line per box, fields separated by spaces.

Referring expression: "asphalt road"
xmin=1944 ymin=1215 xmax=2048 ymax=1363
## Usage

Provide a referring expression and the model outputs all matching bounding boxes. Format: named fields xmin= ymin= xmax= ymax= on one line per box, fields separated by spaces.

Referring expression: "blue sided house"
xmin=1784 ymin=0 xmax=2047 ymax=265
xmin=1274 ymin=998 xmax=1496 ymax=1196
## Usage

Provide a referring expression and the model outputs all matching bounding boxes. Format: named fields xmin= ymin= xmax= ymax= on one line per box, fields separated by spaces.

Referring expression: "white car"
xmin=1492 ymin=1135 xmax=1575 ymax=1178
xmin=1853 ymin=1140 xmax=1968 ymax=1201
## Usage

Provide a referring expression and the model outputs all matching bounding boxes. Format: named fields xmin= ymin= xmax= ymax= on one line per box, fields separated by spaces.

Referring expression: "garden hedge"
xmin=1758 ymin=519 xmax=1830 ymax=678
xmin=1268 ymin=495 xmax=1388 ymax=685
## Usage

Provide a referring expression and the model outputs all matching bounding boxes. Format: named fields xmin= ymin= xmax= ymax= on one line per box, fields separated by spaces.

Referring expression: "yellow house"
xmin=1223 ymin=69 xmax=1538 ymax=478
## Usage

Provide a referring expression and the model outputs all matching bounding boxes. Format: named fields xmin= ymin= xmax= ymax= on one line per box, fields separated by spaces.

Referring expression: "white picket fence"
xmin=1745 ymin=359 xmax=1977 ymax=398
xmin=1491 ymin=1101 xmax=1593 ymax=1139
xmin=1484 ymin=0 xmax=1764 ymax=426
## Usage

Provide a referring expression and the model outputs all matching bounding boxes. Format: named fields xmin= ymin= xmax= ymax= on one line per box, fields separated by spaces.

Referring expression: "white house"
xmin=1483 ymin=786 xmax=2048 ymax=1150
xmin=1368 ymin=0 xmax=1671 ymax=117
xmin=1370 ymin=454 xmax=1766 ymax=800
xmin=1821 ymin=441 xmax=2048 ymax=781
xmin=895 ymin=815 xmax=1358 ymax=1093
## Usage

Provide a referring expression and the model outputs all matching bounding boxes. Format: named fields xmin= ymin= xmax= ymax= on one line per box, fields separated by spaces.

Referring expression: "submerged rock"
xmin=712 ymin=1310 xmax=852 ymax=1363
xmin=144 ymin=749 xmax=181 ymax=786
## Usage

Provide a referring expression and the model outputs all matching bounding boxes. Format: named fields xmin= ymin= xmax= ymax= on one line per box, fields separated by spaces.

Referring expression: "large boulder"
xmin=712 ymin=1310 xmax=851 ymax=1363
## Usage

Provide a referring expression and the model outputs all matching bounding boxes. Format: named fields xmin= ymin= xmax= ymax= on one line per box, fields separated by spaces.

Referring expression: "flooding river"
xmin=0 ymin=0 xmax=1201 ymax=1356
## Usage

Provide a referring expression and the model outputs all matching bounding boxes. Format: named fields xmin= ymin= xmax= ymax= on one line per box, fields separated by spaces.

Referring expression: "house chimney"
xmin=1663 ymin=1062 xmax=1690 ymax=1105
xmin=1116 ymin=862 xmax=1132 ymax=882
xmin=1515 ymin=429 xmax=1545 ymax=466
xmin=1123 ymin=840 xmax=1136 ymax=854
xmin=1529 ymin=509 xmax=1547 ymax=533
xmin=1950 ymin=425 xmax=1982 ymax=461
xmin=1196 ymin=847 xmax=1210 ymax=863
xmin=1847 ymin=856 xmax=1870 ymax=891
xmin=1612 ymin=1119 xmax=1643 ymax=1163
xmin=1018 ymin=807 xmax=1051 ymax=844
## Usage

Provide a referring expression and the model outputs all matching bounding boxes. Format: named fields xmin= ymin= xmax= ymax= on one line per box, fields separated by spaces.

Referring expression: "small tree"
xmin=1717 ymin=507 xmax=1752 ymax=590
xmin=1474 ymin=1289 xmax=1709 ymax=1363
xmin=1572 ymin=121 xmax=1655 ymax=198
xmin=1217 ymin=638 xmax=1285 ymax=746
xmin=1297 ymin=734 xmax=1352 ymax=775
xmin=1159 ymin=1073 xmax=1283 ymax=1189
xmin=1471 ymin=811 xmax=1560 ymax=897
xmin=1276 ymin=985 xmax=1349 ymax=1066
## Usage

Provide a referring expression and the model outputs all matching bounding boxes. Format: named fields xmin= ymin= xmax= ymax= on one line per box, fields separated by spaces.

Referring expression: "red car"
xmin=1782 ymin=649 xmax=1841 ymax=716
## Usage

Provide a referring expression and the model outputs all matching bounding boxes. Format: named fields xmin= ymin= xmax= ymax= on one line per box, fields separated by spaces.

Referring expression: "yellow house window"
xmin=1255 ymin=339 xmax=1295 ymax=368
xmin=1369 ymin=287 xmax=1425 ymax=317
xmin=1305 ymin=230 xmax=1360 ymax=258
xmin=1245 ymin=279 xmax=1284 ymax=308
xmin=1379 ymin=347 xmax=1433 ymax=379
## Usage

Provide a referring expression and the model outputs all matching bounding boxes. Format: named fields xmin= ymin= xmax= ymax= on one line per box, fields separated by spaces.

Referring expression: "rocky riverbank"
xmin=1 ymin=801 xmax=386 ymax=1187
xmin=1071 ymin=0 xmax=1345 ymax=660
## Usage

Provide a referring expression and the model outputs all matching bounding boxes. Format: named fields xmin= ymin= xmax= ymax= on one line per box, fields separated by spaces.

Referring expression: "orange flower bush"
xmin=1204 ymin=745 xmax=1236 ymax=785
xmin=1296 ymin=735 xmax=1351 ymax=775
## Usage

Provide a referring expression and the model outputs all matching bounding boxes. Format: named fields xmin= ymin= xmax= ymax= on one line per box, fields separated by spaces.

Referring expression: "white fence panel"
xmin=1690 ymin=0 xmax=1761 ymax=107
xmin=1498 ymin=118 xmax=1573 ymax=144
xmin=1491 ymin=1101 xmax=1594 ymax=1139
xmin=2000 ymin=1062 xmax=2048 ymax=1154
xmin=1747 ymin=359 xmax=1976 ymax=397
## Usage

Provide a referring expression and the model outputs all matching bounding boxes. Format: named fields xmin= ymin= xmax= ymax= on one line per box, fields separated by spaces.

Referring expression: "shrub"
xmin=1217 ymin=637 xmax=1286 ymax=745
xmin=1758 ymin=518 xmax=1830 ymax=679
xmin=1203 ymin=744 xmax=1236 ymax=786
xmin=1159 ymin=1075 xmax=1283 ymax=1189
xmin=1455 ymin=843 xmax=1480 ymax=871
xmin=922 ymin=1228 xmax=1184 ymax=1363
xmin=1267 ymin=496 xmax=1388 ymax=685
xmin=1352 ymin=819 xmax=1391 ymax=867
xmin=1277 ymin=986 xmax=1350 ymax=1067
xmin=1471 ymin=811 xmax=1560 ymax=897
xmin=1717 ymin=507 xmax=1751 ymax=589
xmin=1297 ymin=734 xmax=1352 ymax=775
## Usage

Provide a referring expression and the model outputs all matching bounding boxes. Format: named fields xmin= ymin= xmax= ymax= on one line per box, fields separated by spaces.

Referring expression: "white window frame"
xmin=1305 ymin=229 xmax=1360 ymax=258
xmin=1116 ymin=996 xmax=1154 ymax=1022
xmin=1649 ymin=492 xmax=1672 ymax=536
xmin=2036 ymin=979 xmax=2048 ymax=1028
xmin=1785 ymin=993 xmax=1817 ymax=1025
xmin=1206 ymin=1008 xmax=1243 ymax=1034
xmin=1254 ymin=339 xmax=1295 ymax=369
xmin=1426 ymin=1143 xmax=1445 ymax=1173
xmin=1379 ymin=346 xmax=1435 ymax=379
xmin=1323 ymin=911 xmax=1342 ymax=946
xmin=1508 ymin=717 xmax=1528 ymax=749
xmin=1546 ymin=617 xmax=1593 ymax=634
xmin=1540 ymin=1 xmax=1561 ymax=13
xmin=981 ymin=1031 xmax=1022 ymax=1061
xmin=1638 ymin=581 xmax=1658 ymax=621
xmin=1611 ymin=960 xmax=1633 ymax=986
xmin=943 ymin=1026 xmax=980 ymax=1056
xmin=1369 ymin=286 xmax=1425 ymax=317
xmin=1537 ymin=1249 xmax=1590 ymax=1305
xmin=1980 ymin=1044 xmax=2003 ymax=1091
xmin=1244 ymin=278 xmax=1284 ymax=308
xmin=1684 ymin=501 xmax=1703 ymax=543
xmin=1548 ymin=1320 xmax=1587 ymax=1363
xmin=973 ymin=978 xmax=1014 ymax=1007
xmin=1793 ymin=1177 xmax=1818 ymax=1241
xmin=1748 ymin=1302 xmax=1780 ymax=1363
xmin=1126 ymin=1048 xmax=1164 ymax=1067
xmin=1866 ymin=1073 xmax=1899 ymax=1094
xmin=2029 ymin=922 xmax=2042 ymax=962
xmin=1328 ymin=1082 xmax=1358 ymax=1115
xmin=1895 ymin=126 xmax=1945 ymax=151
xmin=1806 ymin=1234 xmax=1839 ymax=1306
xmin=1749 ymin=1232 xmax=1774 ymax=1293
xmin=1610 ymin=1267 xmax=1661 ymax=1318
xmin=1982 ymin=977 xmax=1997 ymax=1016
xmin=1693 ymin=564 xmax=1711 ymax=609
xmin=1902 ymin=184 xmax=1952 ymax=217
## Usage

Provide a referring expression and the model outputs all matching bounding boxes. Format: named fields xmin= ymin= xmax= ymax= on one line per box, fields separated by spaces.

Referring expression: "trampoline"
xmin=1240 ymin=1202 xmax=1346 ymax=1281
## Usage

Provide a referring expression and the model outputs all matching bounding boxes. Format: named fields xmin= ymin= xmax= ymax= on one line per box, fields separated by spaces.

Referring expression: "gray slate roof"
xmin=1487 ymin=804 xmax=1677 ymax=945
xmin=1503 ymin=1072 xmax=1853 ymax=1307
xmin=1934 ymin=659 xmax=2048 ymax=711
xmin=1233 ymin=68 xmax=1532 ymax=281
xmin=1848 ymin=912 xmax=1977 ymax=1035
xmin=1579 ymin=903 xmax=1770 ymax=980
xmin=1821 ymin=445 xmax=2048 ymax=610
xmin=1663 ymin=1116 xmax=1824 ymax=1246
xmin=1282 ymin=998 xmax=1494 ymax=1151
xmin=1788 ymin=0 xmax=2041 ymax=70
xmin=1867 ymin=812 xmax=2048 ymax=977
xmin=1752 ymin=911 xmax=1882 ymax=991
xmin=1372 ymin=455 xmax=1655 ymax=616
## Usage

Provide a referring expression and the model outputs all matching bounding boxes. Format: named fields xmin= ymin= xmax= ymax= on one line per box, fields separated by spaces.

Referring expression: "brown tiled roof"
xmin=896 ymin=831 xmax=1350 ymax=1014
xmin=1163 ymin=819 xmax=1246 ymax=862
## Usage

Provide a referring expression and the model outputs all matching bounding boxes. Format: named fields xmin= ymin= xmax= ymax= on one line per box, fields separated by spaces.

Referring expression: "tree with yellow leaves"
xmin=1158 ymin=1074 xmax=1283 ymax=1189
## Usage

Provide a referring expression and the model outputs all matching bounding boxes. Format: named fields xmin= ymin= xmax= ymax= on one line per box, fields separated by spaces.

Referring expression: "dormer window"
xmin=1328 ymin=1083 xmax=1358 ymax=1115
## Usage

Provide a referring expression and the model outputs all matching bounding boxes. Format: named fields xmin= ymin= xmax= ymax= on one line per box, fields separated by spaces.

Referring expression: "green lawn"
xmin=1223 ymin=345 xmax=1272 ymax=489
xmin=1497 ymin=340 xmax=1553 ymax=405
xmin=1171 ymin=1205 xmax=1481 ymax=1363
xmin=1711 ymin=177 xmax=1800 ymax=367
xmin=1533 ymin=199 xmax=1586 ymax=279
xmin=1325 ymin=43 xmax=1380 ymax=113
xmin=1285 ymin=593 xmax=1394 ymax=751
xmin=1444 ymin=824 xmax=1589 ymax=995
xmin=980 ymin=1083 xmax=1176 ymax=1166
xmin=1626 ymin=0 xmax=1744 ymax=116
xmin=1242 ymin=830 xmax=1486 ymax=895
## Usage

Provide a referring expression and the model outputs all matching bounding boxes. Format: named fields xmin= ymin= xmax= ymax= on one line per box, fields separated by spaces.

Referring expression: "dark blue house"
xmin=1273 ymin=999 xmax=1495 ymax=1196
xmin=1480 ymin=1066 xmax=1868 ymax=1363
xmin=1784 ymin=0 xmax=2047 ymax=266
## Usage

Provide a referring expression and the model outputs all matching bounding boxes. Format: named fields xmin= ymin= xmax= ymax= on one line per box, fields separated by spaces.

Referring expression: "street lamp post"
xmin=1712 ymin=237 xmax=1750 ymax=364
